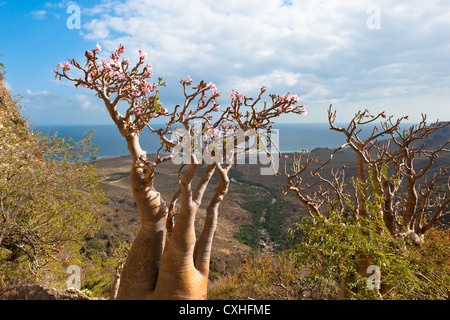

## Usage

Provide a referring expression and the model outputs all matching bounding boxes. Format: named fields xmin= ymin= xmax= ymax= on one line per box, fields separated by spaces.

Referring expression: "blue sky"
xmin=1 ymin=0 xmax=449 ymax=125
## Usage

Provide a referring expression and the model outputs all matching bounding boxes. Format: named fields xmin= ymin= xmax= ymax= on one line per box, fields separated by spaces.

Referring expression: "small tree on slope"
xmin=283 ymin=106 xmax=449 ymax=298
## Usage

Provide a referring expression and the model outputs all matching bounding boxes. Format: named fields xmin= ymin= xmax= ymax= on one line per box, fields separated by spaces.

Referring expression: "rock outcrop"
xmin=0 ymin=284 xmax=97 ymax=300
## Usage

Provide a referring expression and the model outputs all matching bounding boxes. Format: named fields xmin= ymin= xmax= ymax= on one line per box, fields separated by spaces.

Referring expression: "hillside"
xmin=1 ymin=76 xmax=448 ymax=299
xmin=90 ymin=120 xmax=449 ymax=278
xmin=0 ymin=79 xmax=106 ymax=298
xmin=92 ymin=155 xmax=291 ymax=278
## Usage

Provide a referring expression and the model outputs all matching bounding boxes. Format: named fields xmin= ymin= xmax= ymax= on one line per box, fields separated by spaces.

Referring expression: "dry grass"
xmin=207 ymin=251 xmax=330 ymax=300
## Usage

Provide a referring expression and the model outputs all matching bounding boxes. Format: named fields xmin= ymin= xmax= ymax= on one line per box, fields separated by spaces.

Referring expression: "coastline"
xmin=90 ymin=155 xmax=130 ymax=162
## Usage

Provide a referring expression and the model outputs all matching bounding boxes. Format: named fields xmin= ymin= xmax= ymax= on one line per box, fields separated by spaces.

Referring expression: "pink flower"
xmin=115 ymin=45 xmax=124 ymax=55
xmin=285 ymin=155 xmax=289 ymax=159
xmin=110 ymin=60 xmax=120 ymax=68
xmin=185 ymin=75 xmax=193 ymax=82
xmin=142 ymin=82 xmax=154 ymax=93
xmin=238 ymin=93 xmax=245 ymax=99
xmin=208 ymin=82 xmax=217 ymax=91
xmin=95 ymin=43 xmax=102 ymax=52
xmin=212 ymin=92 xmax=219 ymax=100
xmin=63 ymin=62 xmax=71 ymax=71
xmin=299 ymin=106 xmax=308 ymax=115
xmin=289 ymin=94 xmax=299 ymax=103
xmin=54 ymin=62 xmax=64 ymax=73
xmin=138 ymin=50 xmax=147 ymax=60
xmin=160 ymin=108 xmax=169 ymax=115
xmin=146 ymin=63 xmax=152 ymax=70
xmin=230 ymin=90 xmax=237 ymax=99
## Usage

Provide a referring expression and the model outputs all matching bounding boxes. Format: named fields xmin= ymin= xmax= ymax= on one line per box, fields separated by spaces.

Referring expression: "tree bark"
xmin=152 ymin=163 xmax=205 ymax=299
xmin=116 ymin=133 xmax=168 ymax=300
xmin=152 ymin=163 xmax=230 ymax=300
xmin=194 ymin=165 xmax=230 ymax=276
xmin=110 ymin=260 xmax=123 ymax=300
xmin=356 ymin=153 xmax=368 ymax=218
xmin=110 ymin=130 xmax=231 ymax=300
xmin=338 ymin=274 xmax=348 ymax=300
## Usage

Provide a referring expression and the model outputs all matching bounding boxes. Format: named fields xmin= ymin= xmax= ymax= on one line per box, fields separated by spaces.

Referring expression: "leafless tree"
xmin=283 ymin=106 xmax=449 ymax=297
xmin=285 ymin=106 xmax=449 ymax=243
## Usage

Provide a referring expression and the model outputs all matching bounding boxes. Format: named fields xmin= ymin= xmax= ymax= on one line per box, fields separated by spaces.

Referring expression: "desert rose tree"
xmin=54 ymin=44 xmax=307 ymax=299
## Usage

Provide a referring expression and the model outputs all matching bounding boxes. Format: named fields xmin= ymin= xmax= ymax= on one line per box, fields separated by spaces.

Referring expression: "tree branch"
xmin=194 ymin=163 xmax=231 ymax=275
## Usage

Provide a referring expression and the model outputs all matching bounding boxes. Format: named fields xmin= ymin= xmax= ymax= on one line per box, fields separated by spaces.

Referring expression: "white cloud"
xmin=75 ymin=94 xmax=102 ymax=111
xmin=44 ymin=0 xmax=76 ymax=8
xmin=25 ymin=89 xmax=52 ymax=96
xmin=44 ymin=2 xmax=63 ymax=8
xmin=31 ymin=10 xmax=47 ymax=20
xmin=74 ymin=0 xmax=450 ymax=122
xmin=225 ymin=69 xmax=302 ymax=93
xmin=21 ymin=89 xmax=102 ymax=113
xmin=22 ymin=89 xmax=59 ymax=110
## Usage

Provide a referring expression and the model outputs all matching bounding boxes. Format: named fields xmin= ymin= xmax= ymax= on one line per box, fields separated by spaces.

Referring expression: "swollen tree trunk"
xmin=152 ymin=162 xmax=203 ymax=299
xmin=115 ymin=134 xmax=230 ymax=299
xmin=152 ymin=163 xmax=230 ymax=299
xmin=116 ymin=133 xmax=168 ymax=300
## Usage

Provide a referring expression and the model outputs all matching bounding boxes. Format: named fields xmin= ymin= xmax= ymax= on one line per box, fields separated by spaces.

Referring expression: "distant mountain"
xmin=416 ymin=122 xmax=450 ymax=150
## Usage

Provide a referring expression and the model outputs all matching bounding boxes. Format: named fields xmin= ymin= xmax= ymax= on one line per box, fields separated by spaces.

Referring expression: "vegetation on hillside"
xmin=0 ymin=77 xmax=119 ymax=296
xmin=211 ymin=109 xmax=450 ymax=300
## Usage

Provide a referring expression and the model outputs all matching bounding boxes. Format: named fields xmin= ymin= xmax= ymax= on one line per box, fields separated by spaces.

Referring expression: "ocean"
xmin=34 ymin=123 xmax=349 ymax=157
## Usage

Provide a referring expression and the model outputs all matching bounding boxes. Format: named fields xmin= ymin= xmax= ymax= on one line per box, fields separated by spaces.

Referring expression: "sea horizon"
xmin=33 ymin=122 xmax=409 ymax=158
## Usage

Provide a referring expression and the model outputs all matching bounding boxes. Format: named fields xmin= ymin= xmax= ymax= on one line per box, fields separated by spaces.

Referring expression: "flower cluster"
xmin=230 ymin=89 xmax=245 ymax=100
xmin=54 ymin=61 xmax=71 ymax=73
xmin=53 ymin=43 xmax=168 ymax=121
xmin=54 ymin=43 xmax=308 ymax=160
